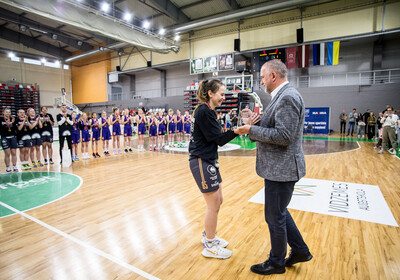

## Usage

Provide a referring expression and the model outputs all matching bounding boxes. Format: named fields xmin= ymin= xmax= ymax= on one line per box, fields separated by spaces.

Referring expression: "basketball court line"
xmin=0 ymin=201 xmax=160 ymax=280
xmin=0 ymin=171 xmax=83 ymax=219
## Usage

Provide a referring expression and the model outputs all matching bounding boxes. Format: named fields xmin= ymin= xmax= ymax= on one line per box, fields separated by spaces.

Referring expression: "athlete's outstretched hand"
xmin=234 ymin=125 xmax=251 ymax=135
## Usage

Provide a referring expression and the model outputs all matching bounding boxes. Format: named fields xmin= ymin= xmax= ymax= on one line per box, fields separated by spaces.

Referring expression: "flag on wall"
xmin=286 ymin=47 xmax=297 ymax=69
xmin=313 ymin=43 xmax=325 ymax=66
xmin=297 ymin=45 xmax=309 ymax=68
xmin=327 ymin=41 xmax=340 ymax=65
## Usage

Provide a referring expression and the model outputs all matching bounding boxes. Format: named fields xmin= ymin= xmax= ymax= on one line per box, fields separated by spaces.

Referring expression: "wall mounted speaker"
xmin=116 ymin=66 xmax=121 ymax=71
xmin=234 ymin=38 xmax=240 ymax=52
xmin=147 ymin=61 xmax=152 ymax=67
xmin=297 ymin=28 xmax=304 ymax=44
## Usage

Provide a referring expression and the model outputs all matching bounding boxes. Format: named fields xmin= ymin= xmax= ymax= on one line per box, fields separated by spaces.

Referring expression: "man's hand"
xmin=234 ymin=125 xmax=251 ymax=135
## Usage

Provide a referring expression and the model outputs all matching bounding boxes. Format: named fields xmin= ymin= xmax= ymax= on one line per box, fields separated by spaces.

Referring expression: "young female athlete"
xmin=122 ymin=108 xmax=133 ymax=153
xmin=176 ymin=109 xmax=184 ymax=147
xmin=157 ymin=110 xmax=166 ymax=150
xmin=148 ymin=112 xmax=158 ymax=151
xmin=27 ymin=108 xmax=43 ymax=167
xmin=0 ymin=107 xmax=19 ymax=172
xmin=189 ymin=79 xmax=240 ymax=259
xmin=183 ymin=110 xmax=191 ymax=144
xmin=167 ymin=109 xmax=176 ymax=147
xmin=110 ymin=107 xmax=121 ymax=154
xmin=135 ymin=108 xmax=147 ymax=151
xmin=100 ymin=111 xmax=111 ymax=156
xmin=91 ymin=112 xmax=101 ymax=158
xmin=16 ymin=109 xmax=33 ymax=170
xmin=79 ymin=112 xmax=91 ymax=159
xmin=71 ymin=112 xmax=80 ymax=161
xmin=40 ymin=106 xmax=54 ymax=165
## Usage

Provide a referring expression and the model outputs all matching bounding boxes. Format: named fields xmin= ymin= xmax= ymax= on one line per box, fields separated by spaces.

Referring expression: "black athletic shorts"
xmin=41 ymin=135 xmax=53 ymax=143
xmin=189 ymin=157 xmax=222 ymax=193
xmin=31 ymin=138 xmax=43 ymax=146
xmin=18 ymin=138 xmax=32 ymax=148
xmin=1 ymin=136 xmax=18 ymax=149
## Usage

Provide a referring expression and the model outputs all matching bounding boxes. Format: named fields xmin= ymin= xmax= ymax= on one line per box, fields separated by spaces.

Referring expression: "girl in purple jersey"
xmin=100 ymin=111 xmax=111 ymax=156
xmin=122 ymin=108 xmax=133 ymax=153
xmin=176 ymin=109 xmax=184 ymax=147
xmin=157 ymin=110 xmax=166 ymax=150
xmin=79 ymin=112 xmax=91 ymax=159
xmin=135 ymin=108 xmax=147 ymax=151
xmin=148 ymin=112 xmax=158 ymax=151
xmin=71 ymin=112 xmax=80 ymax=161
xmin=167 ymin=108 xmax=176 ymax=147
xmin=110 ymin=107 xmax=121 ymax=154
xmin=183 ymin=110 xmax=191 ymax=144
xmin=90 ymin=112 xmax=101 ymax=158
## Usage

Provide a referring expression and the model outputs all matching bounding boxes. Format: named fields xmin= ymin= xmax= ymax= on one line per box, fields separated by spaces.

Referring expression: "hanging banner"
xmin=286 ymin=47 xmax=297 ymax=69
xmin=218 ymin=53 xmax=234 ymax=71
xmin=190 ymin=58 xmax=204 ymax=75
xmin=304 ymin=107 xmax=330 ymax=134
xmin=203 ymin=55 xmax=218 ymax=73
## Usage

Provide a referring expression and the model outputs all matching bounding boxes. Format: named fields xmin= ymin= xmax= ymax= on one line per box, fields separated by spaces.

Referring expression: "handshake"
xmin=234 ymin=108 xmax=261 ymax=135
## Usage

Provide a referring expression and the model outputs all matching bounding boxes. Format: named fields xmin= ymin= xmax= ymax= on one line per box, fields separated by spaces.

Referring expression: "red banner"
xmin=286 ymin=47 xmax=297 ymax=69
xmin=297 ymin=45 xmax=310 ymax=68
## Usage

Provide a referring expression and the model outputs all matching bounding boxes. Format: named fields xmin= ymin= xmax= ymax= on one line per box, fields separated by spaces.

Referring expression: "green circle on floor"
xmin=0 ymin=171 xmax=82 ymax=218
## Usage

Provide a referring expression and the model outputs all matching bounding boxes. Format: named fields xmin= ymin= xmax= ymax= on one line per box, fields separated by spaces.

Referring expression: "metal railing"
xmin=289 ymin=68 xmax=400 ymax=88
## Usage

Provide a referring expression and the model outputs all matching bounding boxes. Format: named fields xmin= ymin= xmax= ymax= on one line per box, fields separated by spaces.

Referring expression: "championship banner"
xmin=304 ymin=107 xmax=330 ymax=134
xmin=249 ymin=178 xmax=398 ymax=227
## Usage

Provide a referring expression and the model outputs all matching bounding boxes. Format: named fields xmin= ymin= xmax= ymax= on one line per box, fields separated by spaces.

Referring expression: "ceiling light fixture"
xmin=55 ymin=60 xmax=60 ymax=66
xmin=41 ymin=58 xmax=46 ymax=64
xmin=8 ymin=52 xmax=15 ymax=58
xmin=174 ymin=34 xmax=180 ymax=41
xmin=124 ymin=12 xmax=132 ymax=21
xmin=143 ymin=20 xmax=150 ymax=29
xmin=99 ymin=46 xmax=105 ymax=51
xmin=159 ymin=28 xmax=165 ymax=35
xmin=52 ymin=34 xmax=58 ymax=40
xmin=101 ymin=2 xmax=110 ymax=12
xmin=19 ymin=25 xmax=27 ymax=32
xmin=77 ymin=40 xmax=83 ymax=46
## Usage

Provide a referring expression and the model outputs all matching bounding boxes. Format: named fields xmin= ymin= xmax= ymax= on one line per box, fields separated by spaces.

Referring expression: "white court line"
xmin=0 ymin=201 xmax=160 ymax=280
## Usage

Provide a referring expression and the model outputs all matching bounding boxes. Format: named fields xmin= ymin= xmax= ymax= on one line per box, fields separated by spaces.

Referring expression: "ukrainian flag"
xmin=327 ymin=41 xmax=340 ymax=65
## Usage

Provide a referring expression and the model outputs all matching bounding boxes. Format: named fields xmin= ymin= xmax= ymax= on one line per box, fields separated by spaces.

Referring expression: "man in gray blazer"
xmin=236 ymin=59 xmax=312 ymax=275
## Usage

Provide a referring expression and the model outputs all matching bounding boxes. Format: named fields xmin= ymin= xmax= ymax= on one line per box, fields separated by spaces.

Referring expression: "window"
xmin=111 ymin=86 xmax=122 ymax=101
xmin=23 ymin=58 xmax=41 ymax=65
xmin=63 ymin=65 xmax=69 ymax=70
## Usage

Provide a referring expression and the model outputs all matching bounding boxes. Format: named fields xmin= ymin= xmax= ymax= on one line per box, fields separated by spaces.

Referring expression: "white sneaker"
xmin=388 ymin=148 xmax=396 ymax=155
xmin=378 ymin=149 xmax=384 ymax=154
xmin=201 ymin=231 xmax=229 ymax=248
xmin=202 ymin=240 xmax=232 ymax=259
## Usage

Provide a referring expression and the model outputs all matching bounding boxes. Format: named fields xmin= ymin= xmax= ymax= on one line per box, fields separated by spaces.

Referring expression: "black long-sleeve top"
xmin=189 ymin=104 xmax=237 ymax=163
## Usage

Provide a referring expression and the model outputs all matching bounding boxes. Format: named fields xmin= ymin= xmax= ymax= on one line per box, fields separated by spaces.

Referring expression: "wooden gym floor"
xmin=0 ymin=133 xmax=399 ymax=279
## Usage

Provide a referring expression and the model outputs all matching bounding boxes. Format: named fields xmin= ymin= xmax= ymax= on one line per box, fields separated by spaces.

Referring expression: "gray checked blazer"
xmin=249 ymin=82 xmax=306 ymax=182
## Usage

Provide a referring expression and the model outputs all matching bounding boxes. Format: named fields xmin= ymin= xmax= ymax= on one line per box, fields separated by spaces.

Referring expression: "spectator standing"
xmin=363 ymin=109 xmax=371 ymax=137
xmin=378 ymin=107 xmax=398 ymax=154
xmin=347 ymin=108 xmax=356 ymax=137
xmin=339 ymin=109 xmax=347 ymax=135
xmin=356 ymin=113 xmax=365 ymax=139
xmin=367 ymin=112 xmax=377 ymax=140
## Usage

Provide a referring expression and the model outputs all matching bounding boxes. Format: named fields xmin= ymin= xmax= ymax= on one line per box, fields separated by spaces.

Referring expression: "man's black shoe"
xmin=285 ymin=251 xmax=313 ymax=267
xmin=250 ymin=260 xmax=285 ymax=275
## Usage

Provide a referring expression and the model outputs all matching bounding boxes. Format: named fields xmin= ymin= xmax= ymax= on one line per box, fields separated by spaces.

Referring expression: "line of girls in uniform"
xmin=1 ymin=106 xmax=55 ymax=172
xmin=68 ymin=107 xmax=192 ymax=158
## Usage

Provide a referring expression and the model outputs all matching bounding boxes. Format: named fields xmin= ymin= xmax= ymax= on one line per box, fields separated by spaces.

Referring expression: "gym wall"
xmin=71 ymin=53 xmax=111 ymax=104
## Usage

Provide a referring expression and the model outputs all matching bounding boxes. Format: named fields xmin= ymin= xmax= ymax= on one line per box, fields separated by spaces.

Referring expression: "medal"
xmin=44 ymin=123 xmax=47 ymax=126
